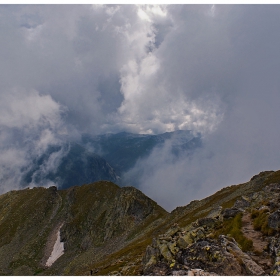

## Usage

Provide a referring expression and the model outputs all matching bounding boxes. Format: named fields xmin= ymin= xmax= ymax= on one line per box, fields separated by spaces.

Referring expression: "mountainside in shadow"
xmin=81 ymin=130 xmax=201 ymax=174
xmin=21 ymin=130 xmax=200 ymax=190
xmin=22 ymin=143 xmax=120 ymax=189
xmin=1 ymin=170 xmax=280 ymax=275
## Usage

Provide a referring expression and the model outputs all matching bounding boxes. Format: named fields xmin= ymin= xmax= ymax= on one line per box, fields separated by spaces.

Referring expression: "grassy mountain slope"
xmin=1 ymin=170 xmax=280 ymax=275
xmin=0 ymin=181 xmax=167 ymax=276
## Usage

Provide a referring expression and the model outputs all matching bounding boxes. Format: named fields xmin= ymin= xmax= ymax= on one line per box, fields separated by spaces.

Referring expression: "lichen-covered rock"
xmin=181 ymin=232 xmax=193 ymax=246
xmin=268 ymin=210 xmax=280 ymax=229
xmin=234 ymin=197 xmax=250 ymax=209
xmin=206 ymin=206 xmax=223 ymax=220
xmin=177 ymin=237 xmax=188 ymax=249
xmin=268 ymin=237 xmax=280 ymax=257
xmin=194 ymin=228 xmax=205 ymax=240
xmin=268 ymin=237 xmax=280 ymax=275
xmin=270 ymin=257 xmax=280 ymax=276
xmin=219 ymin=235 xmax=265 ymax=276
xmin=165 ymin=224 xmax=180 ymax=237
xmin=177 ymin=238 xmax=244 ymax=276
xmin=197 ymin=217 xmax=218 ymax=229
xmin=222 ymin=207 xmax=242 ymax=219
xmin=158 ymin=243 xmax=173 ymax=262
xmin=142 ymin=245 xmax=159 ymax=268
xmin=167 ymin=241 xmax=178 ymax=255
xmin=264 ymin=183 xmax=280 ymax=193
xmin=144 ymin=233 xmax=266 ymax=276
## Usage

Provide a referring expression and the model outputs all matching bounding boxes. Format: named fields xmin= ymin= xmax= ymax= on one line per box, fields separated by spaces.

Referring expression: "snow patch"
xmin=45 ymin=225 xmax=64 ymax=267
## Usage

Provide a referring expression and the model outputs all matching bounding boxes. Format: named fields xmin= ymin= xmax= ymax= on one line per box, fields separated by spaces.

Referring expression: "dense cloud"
xmin=1 ymin=5 xmax=280 ymax=210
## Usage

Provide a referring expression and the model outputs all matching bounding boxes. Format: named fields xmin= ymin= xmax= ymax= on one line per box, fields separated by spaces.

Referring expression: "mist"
xmin=1 ymin=5 xmax=280 ymax=210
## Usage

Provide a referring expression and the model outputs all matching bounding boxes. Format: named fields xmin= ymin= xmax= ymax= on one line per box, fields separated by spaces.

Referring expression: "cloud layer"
xmin=1 ymin=5 xmax=280 ymax=210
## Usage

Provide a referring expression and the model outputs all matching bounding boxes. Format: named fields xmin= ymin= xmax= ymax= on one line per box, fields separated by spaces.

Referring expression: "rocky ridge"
xmin=142 ymin=172 xmax=280 ymax=276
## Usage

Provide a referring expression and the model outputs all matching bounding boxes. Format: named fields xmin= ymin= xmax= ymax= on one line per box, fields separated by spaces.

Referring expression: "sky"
xmin=1 ymin=4 xmax=280 ymax=210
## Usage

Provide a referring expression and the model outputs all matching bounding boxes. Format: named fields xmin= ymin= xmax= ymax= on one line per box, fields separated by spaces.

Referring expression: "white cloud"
xmin=0 ymin=88 xmax=63 ymax=129
xmin=0 ymin=87 xmax=66 ymax=192
xmin=0 ymin=5 xmax=280 ymax=209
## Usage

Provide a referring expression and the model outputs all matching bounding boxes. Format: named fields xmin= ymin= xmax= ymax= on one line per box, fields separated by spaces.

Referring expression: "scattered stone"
xmin=188 ymin=270 xmax=195 ymax=276
xmin=268 ymin=237 xmax=280 ymax=257
xmin=172 ymin=270 xmax=187 ymax=276
xmin=179 ymin=237 xmax=243 ymax=276
xmin=143 ymin=182 xmax=280 ymax=276
xmin=264 ymin=183 xmax=280 ymax=193
xmin=177 ymin=237 xmax=188 ymax=249
xmin=189 ymin=268 xmax=218 ymax=276
xmin=259 ymin=205 xmax=270 ymax=211
xmin=268 ymin=237 xmax=280 ymax=275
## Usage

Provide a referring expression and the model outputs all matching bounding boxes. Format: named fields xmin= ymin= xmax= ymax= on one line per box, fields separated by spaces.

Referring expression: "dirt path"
xmin=241 ymin=213 xmax=267 ymax=252
xmin=241 ymin=213 xmax=273 ymax=272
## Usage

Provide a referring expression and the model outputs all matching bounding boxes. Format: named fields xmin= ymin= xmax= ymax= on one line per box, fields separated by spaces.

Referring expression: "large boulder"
xmin=234 ymin=197 xmax=250 ymax=209
xmin=268 ymin=210 xmax=280 ymax=230
xmin=206 ymin=206 xmax=223 ymax=220
xmin=197 ymin=217 xmax=218 ymax=230
xmin=222 ymin=207 xmax=242 ymax=219
xmin=142 ymin=245 xmax=159 ymax=268
xmin=219 ymin=235 xmax=265 ymax=276
xmin=268 ymin=237 xmax=280 ymax=276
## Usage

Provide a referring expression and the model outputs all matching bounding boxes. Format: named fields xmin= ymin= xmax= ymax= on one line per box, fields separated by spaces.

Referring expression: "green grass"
xmin=251 ymin=209 xmax=275 ymax=236
xmin=213 ymin=213 xmax=253 ymax=252
xmin=263 ymin=170 xmax=280 ymax=186
xmin=174 ymin=184 xmax=242 ymax=229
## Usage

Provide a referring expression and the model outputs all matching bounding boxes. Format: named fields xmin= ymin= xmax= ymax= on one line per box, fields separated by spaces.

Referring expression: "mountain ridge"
xmin=1 ymin=169 xmax=280 ymax=275
xmin=20 ymin=130 xmax=201 ymax=190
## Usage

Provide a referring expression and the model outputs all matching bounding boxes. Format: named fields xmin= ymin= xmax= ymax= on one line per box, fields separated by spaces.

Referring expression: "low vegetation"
xmin=213 ymin=213 xmax=253 ymax=251
xmin=251 ymin=209 xmax=275 ymax=236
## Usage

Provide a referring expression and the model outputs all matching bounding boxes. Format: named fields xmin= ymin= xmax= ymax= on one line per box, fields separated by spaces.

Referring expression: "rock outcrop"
xmin=142 ymin=178 xmax=280 ymax=276
xmin=142 ymin=217 xmax=265 ymax=276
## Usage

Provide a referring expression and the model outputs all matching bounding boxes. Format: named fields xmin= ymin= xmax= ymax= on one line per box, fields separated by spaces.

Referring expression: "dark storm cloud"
xmin=0 ymin=5 xmax=280 ymax=210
